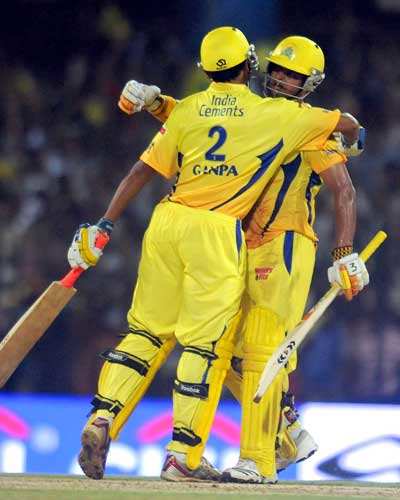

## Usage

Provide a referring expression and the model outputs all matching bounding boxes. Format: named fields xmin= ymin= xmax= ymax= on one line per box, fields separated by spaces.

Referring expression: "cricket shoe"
xmin=160 ymin=452 xmax=221 ymax=482
xmin=276 ymin=428 xmax=318 ymax=472
xmin=221 ymin=458 xmax=277 ymax=484
xmin=78 ymin=417 xmax=111 ymax=480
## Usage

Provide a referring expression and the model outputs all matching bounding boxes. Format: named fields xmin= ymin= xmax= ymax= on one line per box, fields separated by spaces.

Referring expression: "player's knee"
xmin=175 ymin=342 xmax=233 ymax=397
xmin=242 ymin=343 xmax=274 ymax=373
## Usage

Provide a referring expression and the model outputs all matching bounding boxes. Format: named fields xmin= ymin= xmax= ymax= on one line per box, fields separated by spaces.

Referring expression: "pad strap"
xmin=90 ymin=394 xmax=123 ymax=417
xmin=174 ymin=380 xmax=209 ymax=399
xmin=172 ymin=427 xmax=202 ymax=447
xmin=100 ymin=349 xmax=149 ymax=376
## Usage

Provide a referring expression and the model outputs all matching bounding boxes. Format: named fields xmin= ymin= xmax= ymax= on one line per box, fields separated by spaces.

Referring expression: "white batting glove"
xmin=333 ymin=126 xmax=365 ymax=157
xmin=118 ymin=80 xmax=161 ymax=115
xmin=67 ymin=219 xmax=112 ymax=270
xmin=327 ymin=253 xmax=369 ymax=301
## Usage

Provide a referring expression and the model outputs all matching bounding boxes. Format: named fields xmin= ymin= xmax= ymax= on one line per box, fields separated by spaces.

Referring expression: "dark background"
xmin=0 ymin=0 xmax=399 ymax=403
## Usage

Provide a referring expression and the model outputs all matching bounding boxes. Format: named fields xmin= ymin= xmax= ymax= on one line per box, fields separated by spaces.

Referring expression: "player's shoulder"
xmin=260 ymin=96 xmax=305 ymax=111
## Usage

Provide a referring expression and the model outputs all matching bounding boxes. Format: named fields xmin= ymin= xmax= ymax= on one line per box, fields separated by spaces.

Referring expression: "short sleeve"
xmin=140 ymin=106 xmax=182 ymax=179
xmin=303 ymin=139 xmax=347 ymax=174
xmin=293 ymin=107 xmax=341 ymax=152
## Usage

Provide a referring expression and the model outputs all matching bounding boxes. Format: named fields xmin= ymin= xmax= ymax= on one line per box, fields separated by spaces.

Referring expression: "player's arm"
xmin=295 ymin=106 xmax=362 ymax=154
xmin=320 ymin=163 xmax=356 ymax=249
xmin=67 ymin=161 xmax=159 ymax=270
xmin=118 ymin=80 xmax=178 ymax=123
xmin=103 ymin=161 xmax=158 ymax=221
xmin=332 ymin=112 xmax=362 ymax=154
xmin=68 ymin=106 xmax=181 ymax=271
xmin=320 ymin=163 xmax=369 ymax=300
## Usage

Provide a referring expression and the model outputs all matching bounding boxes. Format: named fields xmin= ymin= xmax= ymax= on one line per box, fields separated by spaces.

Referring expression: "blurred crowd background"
xmin=0 ymin=0 xmax=399 ymax=403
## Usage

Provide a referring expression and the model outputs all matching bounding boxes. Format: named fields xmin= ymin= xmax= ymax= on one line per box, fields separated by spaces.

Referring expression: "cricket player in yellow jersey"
xmin=118 ymin=35 xmax=368 ymax=483
xmin=68 ymin=27 xmax=360 ymax=482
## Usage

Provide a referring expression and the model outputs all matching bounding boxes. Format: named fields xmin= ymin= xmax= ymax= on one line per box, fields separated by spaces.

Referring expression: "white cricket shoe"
xmin=221 ymin=458 xmax=277 ymax=484
xmin=276 ymin=429 xmax=318 ymax=472
xmin=160 ymin=452 xmax=221 ymax=482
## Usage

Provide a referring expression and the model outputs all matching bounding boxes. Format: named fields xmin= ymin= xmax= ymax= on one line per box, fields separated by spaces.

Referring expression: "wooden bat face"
xmin=0 ymin=281 xmax=76 ymax=388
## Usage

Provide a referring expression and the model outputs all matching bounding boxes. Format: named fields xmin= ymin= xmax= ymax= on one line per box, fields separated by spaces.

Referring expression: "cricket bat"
xmin=253 ymin=230 xmax=387 ymax=403
xmin=0 ymin=233 xmax=109 ymax=388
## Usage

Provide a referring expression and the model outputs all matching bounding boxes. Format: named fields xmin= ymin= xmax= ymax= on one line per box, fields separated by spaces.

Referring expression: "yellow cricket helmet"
xmin=199 ymin=26 xmax=254 ymax=72
xmin=266 ymin=36 xmax=325 ymax=95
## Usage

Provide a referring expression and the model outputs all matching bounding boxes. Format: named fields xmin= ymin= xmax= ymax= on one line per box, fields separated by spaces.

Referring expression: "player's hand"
xmin=67 ymin=218 xmax=113 ymax=270
xmin=118 ymin=80 xmax=161 ymax=115
xmin=333 ymin=126 xmax=365 ymax=157
xmin=327 ymin=253 xmax=369 ymax=301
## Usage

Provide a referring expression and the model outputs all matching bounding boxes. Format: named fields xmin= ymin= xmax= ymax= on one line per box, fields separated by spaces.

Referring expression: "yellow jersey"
xmin=245 ymin=139 xmax=347 ymax=248
xmin=141 ymin=82 xmax=340 ymax=220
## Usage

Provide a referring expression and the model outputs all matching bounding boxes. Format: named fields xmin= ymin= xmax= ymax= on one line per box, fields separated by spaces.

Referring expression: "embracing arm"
xmin=118 ymin=80 xmax=177 ymax=123
xmin=333 ymin=113 xmax=360 ymax=150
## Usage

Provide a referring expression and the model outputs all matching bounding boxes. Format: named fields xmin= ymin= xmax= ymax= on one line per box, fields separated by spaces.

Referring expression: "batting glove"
xmin=333 ymin=126 xmax=365 ymax=157
xmin=67 ymin=218 xmax=113 ymax=270
xmin=118 ymin=80 xmax=161 ymax=115
xmin=327 ymin=252 xmax=369 ymax=301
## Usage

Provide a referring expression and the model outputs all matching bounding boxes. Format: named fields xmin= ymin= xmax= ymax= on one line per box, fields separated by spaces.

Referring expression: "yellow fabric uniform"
xmin=243 ymin=139 xmax=347 ymax=369
xmin=141 ymin=82 xmax=340 ymax=219
xmin=127 ymin=202 xmax=245 ymax=346
xmin=92 ymin=83 xmax=340 ymax=473
xmin=226 ymin=141 xmax=347 ymax=477
xmin=146 ymin=93 xmax=346 ymax=476
xmin=246 ymin=140 xmax=346 ymax=246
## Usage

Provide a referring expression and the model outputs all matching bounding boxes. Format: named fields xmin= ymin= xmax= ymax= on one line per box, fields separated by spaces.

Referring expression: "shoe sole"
xmin=78 ymin=428 xmax=105 ymax=480
xmin=220 ymin=471 xmax=276 ymax=484
xmin=160 ymin=472 xmax=209 ymax=482
xmin=296 ymin=446 xmax=317 ymax=464
xmin=277 ymin=446 xmax=318 ymax=473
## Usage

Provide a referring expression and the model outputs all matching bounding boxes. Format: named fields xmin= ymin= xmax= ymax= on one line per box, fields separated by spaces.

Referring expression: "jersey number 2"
xmin=205 ymin=126 xmax=227 ymax=161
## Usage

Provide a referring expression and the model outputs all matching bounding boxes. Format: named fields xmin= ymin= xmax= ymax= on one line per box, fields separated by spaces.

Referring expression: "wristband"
xmin=331 ymin=245 xmax=353 ymax=261
xmin=97 ymin=218 xmax=114 ymax=235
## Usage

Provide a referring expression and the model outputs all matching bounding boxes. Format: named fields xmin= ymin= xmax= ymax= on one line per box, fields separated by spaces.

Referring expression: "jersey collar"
xmin=209 ymin=82 xmax=249 ymax=93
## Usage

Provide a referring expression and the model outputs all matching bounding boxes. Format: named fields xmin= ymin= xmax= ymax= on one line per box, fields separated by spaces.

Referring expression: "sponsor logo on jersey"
xmin=193 ymin=164 xmax=238 ymax=176
xmin=255 ymin=267 xmax=273 ymax=280
xmin=199 ymin=94 xmax=245 ymax=117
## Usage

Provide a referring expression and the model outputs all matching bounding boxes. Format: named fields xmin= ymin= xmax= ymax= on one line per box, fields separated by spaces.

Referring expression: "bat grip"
xmin=60 ymin=230 xmax=111 ymax=288
xmin=60 ymin=267 xmax=85 ymax=287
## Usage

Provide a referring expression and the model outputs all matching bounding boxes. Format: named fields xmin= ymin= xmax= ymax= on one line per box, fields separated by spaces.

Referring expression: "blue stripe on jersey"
xmin=305 ymin=172 xmax=322 ymax=224
xmin=210 ymin=139 xmax=284 ymax=211
xmin=262 ymin=154 xmax=301 ymax=234
xmin=177 ymin=151 xmax=184 ymax=167
xmin=283 ymin=230 xmax=294 ymax=274
xmin=235 ymin=219 xmax=242 ymax=255
xmin=169 ymin=152 xmax=184 ymax=199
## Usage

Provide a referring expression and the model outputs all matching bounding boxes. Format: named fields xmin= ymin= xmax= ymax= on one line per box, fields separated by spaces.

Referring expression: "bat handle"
xmin=359 ymin=230 xmax=387 ymax=262
xmin=60 ymin=267 xmax=85 ymax=288
xmin=59 ymin=230 xmax=111 ymax=288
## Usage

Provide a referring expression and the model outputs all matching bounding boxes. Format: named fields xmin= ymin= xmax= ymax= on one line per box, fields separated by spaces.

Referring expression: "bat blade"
xmin=253 ymin=286 xmax=339 ymax=402
xmin=0 ymin=281 xmax=76 ymax=388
